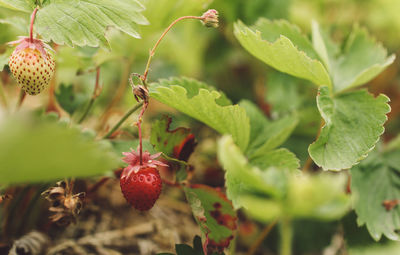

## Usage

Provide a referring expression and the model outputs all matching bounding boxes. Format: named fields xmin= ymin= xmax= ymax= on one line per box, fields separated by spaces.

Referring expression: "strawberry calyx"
xmin=122 ymin=147 xmax=168 ymax=175
xmin=8 ymin=36 xmax=53 ymax=60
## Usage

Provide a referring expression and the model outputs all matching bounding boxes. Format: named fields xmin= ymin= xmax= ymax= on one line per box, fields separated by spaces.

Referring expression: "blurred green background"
xmin=1 ymin=0 xmax=400 ymax=254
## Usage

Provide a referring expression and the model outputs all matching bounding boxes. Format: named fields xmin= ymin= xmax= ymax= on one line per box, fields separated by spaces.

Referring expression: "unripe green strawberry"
xmin=8 ymin=37 xmax=55 ymax=95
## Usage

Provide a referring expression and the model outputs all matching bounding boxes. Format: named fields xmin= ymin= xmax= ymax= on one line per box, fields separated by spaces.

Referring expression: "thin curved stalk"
xmin=142 ymin=15 xmax=203 ymax=83
xmin=102 ymin=102 xmax=143 ymax=139
xmin=78 ymin=67 xmax=101 ymax=123
xmin=16 ymin=89 xmax=26 ymax=110
xmin=246 ymin=219 xmax=278 ymax=255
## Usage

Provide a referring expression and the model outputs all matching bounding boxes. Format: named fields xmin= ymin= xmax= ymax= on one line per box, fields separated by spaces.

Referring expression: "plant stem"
xmin=102 ymin=102 xmax=143 ymax=139
xmin=99 ymin=58 xmax=133 ymax=128
xmin=280 ymin=218 xmax=293 ymax=255
xmin=346 ymin=171 xmax=352 ymax=194
xmin=46 ymin=65 xmax=61 ymax=115
xmin=302 ymin=119 xmax=325 ymax=172
xmin=87 ymin=176 xmax=110 ymax=196
xmin=16 ymin=89 xmax=26 ymax=110
xmin=134 ymin=15 xmax=204 ymax=165
xmin=29 ymin=7 xmax=39 ymax=43
xmin=142 ymin=15 xmax=203 ymax=83
xmin=137 ymin=101 xmax=148 ymax=165
xmin=78 ymin=67 xmax=101 ymax=124
xmin=78 ymin=99 xmax=94 ymax=123
xmin=0 ymin=80 xmax=7 ymax=108
xmin=246 ymin=219 xmax=278 ymax=255
xmin=302 ymin=156 xmax=313 ymax=172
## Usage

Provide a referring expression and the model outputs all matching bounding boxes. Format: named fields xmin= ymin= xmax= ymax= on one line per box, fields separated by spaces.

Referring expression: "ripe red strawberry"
xmin=120 ymin=147 xmax=168 ymax=211
xmin=8 ymin=37 xmax=55 ymax=95
xmin=120 ymin=167 xmax=162 ymax=211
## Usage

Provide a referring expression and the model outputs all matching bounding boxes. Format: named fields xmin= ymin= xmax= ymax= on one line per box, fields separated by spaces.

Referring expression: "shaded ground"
xmin=3 ymin=179 xmax=201 ymax=255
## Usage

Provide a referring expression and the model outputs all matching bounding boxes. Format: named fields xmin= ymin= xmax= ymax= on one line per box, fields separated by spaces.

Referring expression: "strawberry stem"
xmin=141 ymin=15 xmax=203 ymax=84
xmin=136 ymin=14 xmax=205 ymax=166
xmin=29 ymin=7 xmax=39 ymax=43
xmin=135 ymin=13 xmax=215 ymax=166
xmin=137 ymin=101 xmax=148 ymax=165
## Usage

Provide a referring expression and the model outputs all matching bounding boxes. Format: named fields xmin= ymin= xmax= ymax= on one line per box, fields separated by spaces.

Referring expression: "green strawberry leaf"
xmin=238 ymin=195 xmax=282 ymax=222
xmin=217 ymin=136 xmax=293 ymax=208
xmin=351 ymin=147 xmax=400 ymax=241
xmin=239 ymin=100 xmax=298 ymax=151
xmin=149 ymin=77 xmax=250 ymax=151
xmin=35 ymin=0 xmax=148 ymax=48
xmin=249 ymin=113 xmax=298 ymax=156
xmin=264 ymin=71 xmax=305 ymax=116
xmin=284 ymin=173 xmax=350 ymax=220
xmin=55 ymin=84 xmax=88 ymax=115
xmin=150 ymin=115 xmax=196 ymax=161
xmin=311 ymin=21 xmax=331 ymax=72
xmin=218 ymin=136 xmax=349 ymax=222
xmin=238 ymin=99 xmax=270 ymax=146
xmin=150 ymin=115 xmax=196 ymax=182
xmin=0 ymin=16 xmax=29 ymax=34
xmin=235 ymin=19 xmax=394 ymax=93
xmin=239 ymin=100 xmax=298 ymax=162
xmin=312 ymin=22 xmax=395 ymax=93
xmin=309 ymin=86 xmax=390 ymax=171
xmin=184 ymin=184 xmax=236 ymax=253
xmin=250 ymin=148 xmax=300 ymax=170
xmin=0 ymin=116 xmax=120 ymax=185
xmin=0 ymin=0 xmax=34 ymax=12
xmin=241 ymin=173 xmax=350 ymax=222
xmin=234 ymin=19 xmax=331 ymax=87
xmin=331 ymin=27 xmax=395 ymax=93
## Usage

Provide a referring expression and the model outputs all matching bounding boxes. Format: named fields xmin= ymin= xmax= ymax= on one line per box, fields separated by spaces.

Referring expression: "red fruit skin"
xmin=120 ymin=167 xmax=162 ymax=211
xmin=8 ymin=48 xmax=55 ymax=95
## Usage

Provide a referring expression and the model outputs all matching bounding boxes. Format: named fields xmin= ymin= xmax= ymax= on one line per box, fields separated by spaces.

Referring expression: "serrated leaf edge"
xmin=334 ymin=55 xmax=396 ymax=94
xmin=309 ymin=89 xmax=391 ymax=171
xmin=149 ymin=78 xmax=250 ymax=150
xmin=234 ymin=20 xmax=332 ymax=88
